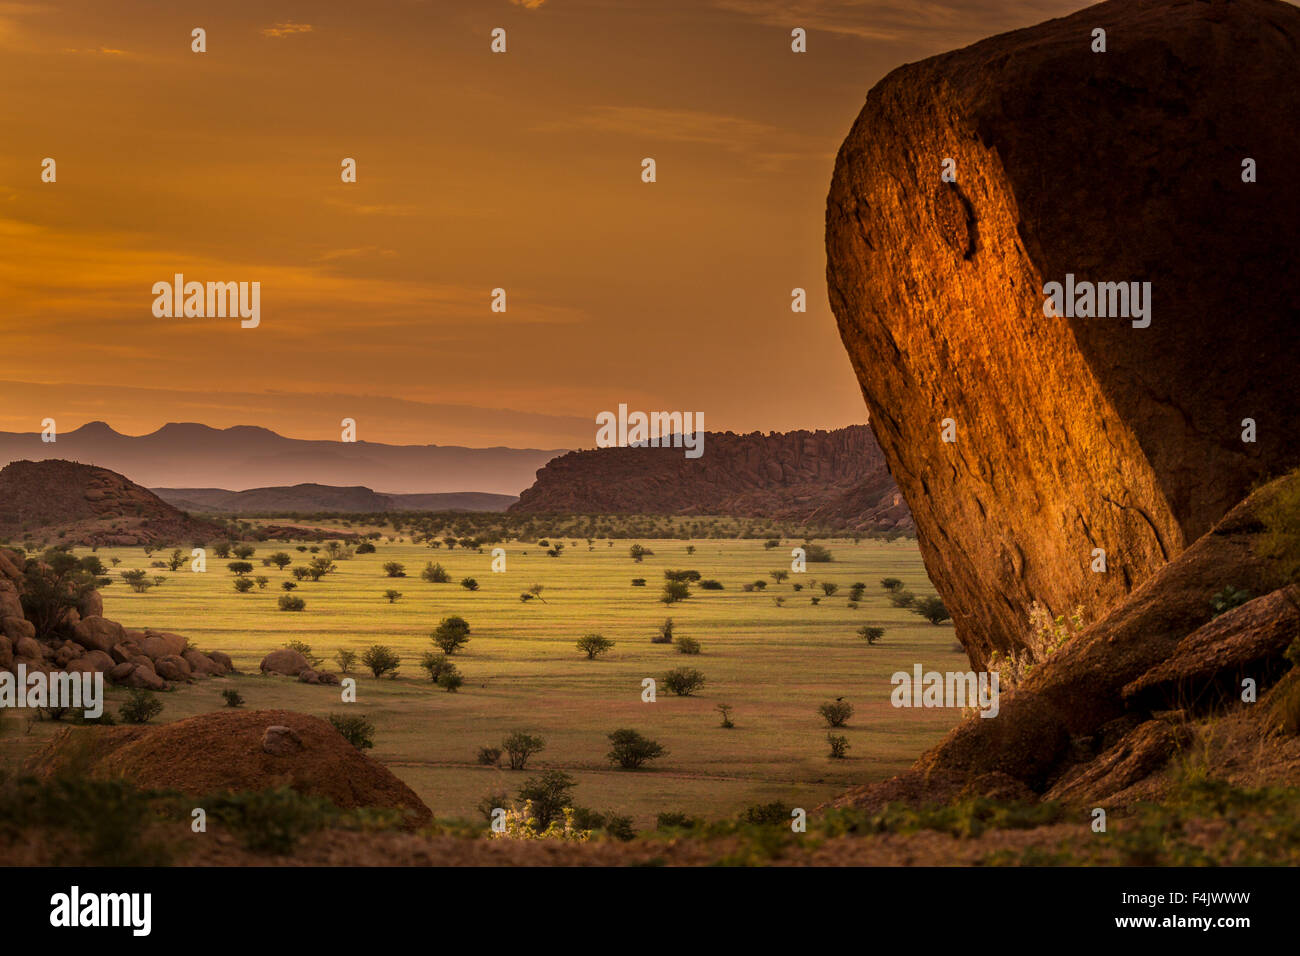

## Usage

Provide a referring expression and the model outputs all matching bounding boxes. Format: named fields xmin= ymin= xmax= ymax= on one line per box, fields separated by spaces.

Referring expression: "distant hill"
xmin=511 ymin=425 xmax=913 ymax=533
xmin=0 ymin=422 xmax=566 ymax=496
xmin=0 ymin=459 xmax=226 ymax=546
xmin=152 ymin=484 xmax=517 ymax=514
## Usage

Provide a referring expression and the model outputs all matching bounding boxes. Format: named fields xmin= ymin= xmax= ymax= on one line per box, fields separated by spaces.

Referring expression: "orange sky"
xmin=0 ymin=0 xmax=1080 ymax=447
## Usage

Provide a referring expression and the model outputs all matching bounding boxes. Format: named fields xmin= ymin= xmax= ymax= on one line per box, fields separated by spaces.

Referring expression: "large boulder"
xmin=1 ymin=615 xmax=35 ymax=643
xmin=139 ymin=631 xmax=187 ymax=660
xmin=260 ymin=648 xmax=310 ymax=677
xmin=0 ymin=580 xmax=22 ymax=621
xmin=0 ymin=635 xmax=11 ymax=670
xmin=72 ymin=615 xmax=125 ymax=654
xmin=825 ymin=0 xmax=1300 ymax=662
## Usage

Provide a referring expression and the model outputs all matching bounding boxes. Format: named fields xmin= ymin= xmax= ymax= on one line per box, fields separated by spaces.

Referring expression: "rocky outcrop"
xmin=260 ymin=648 xmax=311 ymax=677
xmin=0 ymin=459 xmax=226 ymax=547
xmin=825 ymin=0 xmax=1300 ymax=663
xmin=511 ymin=426 xmax=912 ymax=533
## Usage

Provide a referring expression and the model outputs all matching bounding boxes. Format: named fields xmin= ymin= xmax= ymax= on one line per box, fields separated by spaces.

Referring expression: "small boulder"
xmin=121 ymin=662 xmax=167 ymax=691
xmin=298 ymin=668 xmax=321 ymax=685
xmin=0 ymin=581 xmax=22 ymax=620
xmin=0 ymin=635 xmax=11 ymax=670
xmin=77 ymin=590 xmax=104 ymax=620
xmin=15 ymin=635 xmax=41 ymax=659
xmin=139 ymin=631 xmax=187 ymax=660
xmin=154 ymin=655 xmax=193 ymax=683
xmin=1 ymin=615 xmax=35 ymax=642
xmin=72 ymin=615 xmax=125 ymax=654
xmin=209 ymin=650 xmax=234 ymax=674
xmin=260 ymin=648 xmax=310 ymax=677
xmin=316 ymin=671 xmax=341 ymax=686
xmin=182 ymin=649 xmax=225 ymax=677
xmin=262 ymin=725 xmax=305 ymax=756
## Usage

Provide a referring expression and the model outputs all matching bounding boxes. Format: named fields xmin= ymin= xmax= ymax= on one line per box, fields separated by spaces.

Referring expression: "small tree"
xmin=277 ymin=594 xmax=306 ymax=611
xmin=880 ymin=577 xmax=904 ymax=592
xmin=577 ymin=633 xmax=614 ymax=659
xmin=119 ymin=690 xmax=163 ymax=724
xmin=422 ymin=562 xmax=451 ymax=583
xmin=675 ymin=636 xmax=701 ymax=655
xmin=281 ymin=580 xmax=297 ymax=591
xmin=361 ymin=644 xmax=400 ymax=678
xmin=660 ymin=580 xmax=690 ymax=605
xmin=606 ymin=729 xmax=666 ymax=770
xmin=716 ymin=703 xmax=735 ymax=728
xmin=222 ymin=689 xmax=245 ymax=708
xmin=652 ymin=618 xmax=674 ymax=644
xmin=502 ymin=731 xmax=546 ymax=770
xmin=227 ymin=561 xmax=254 ymax=576
xmin=383 ymin=589 xmax=402 ymax=603
xmin=771 ymin=570 xmax=789 ymax=584
xmin=912 ymin=595 xmax=951 ymax=625
xmin=233 ymin=577 xmax=255 ymax=593
xmin=516 ymin=770 xmax=576 ymax=828
xmin=328 ymin=713 xmax=375 ymax=750
xmin=818 ymin=700 xmax=853 ymax=728
xmin=460 ymin=577 xmax=479 ymax=591
xmin=269 ymin=552 xmax=293 ymax=570
xmin=858 ymin=625 xmax=885 ymax=645
xmin=233 ymin=544 xmax=256 ymax=560
xmin=382 ymin=561 xmax=407 ymax=578
xmin=662 ymin=667 xmax=706 ymax=697
xmin=419 ymin=650 xmax=453 ymax=682
xmin=821 ymin=581 xmax=839 ymax=596
xmin=432 ymin=616 xmax=471 ymax=654
xmin=335 ymin=648 xmax=357 ymax=674
xmin=827 ymin=733 xmax=850 ymax=759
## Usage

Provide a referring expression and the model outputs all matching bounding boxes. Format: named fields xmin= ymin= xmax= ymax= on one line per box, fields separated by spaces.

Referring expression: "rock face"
xmin=511 ymin=426 xmax=913 ymax=533
xmin=825 ymin=0 xmax=1300 ymax=662
xmin=0 ymin=459 xmax=225 ymax=547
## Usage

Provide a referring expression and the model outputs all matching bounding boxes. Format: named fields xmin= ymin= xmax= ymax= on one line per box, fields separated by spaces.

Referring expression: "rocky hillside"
xmin=0 ymin=460 xmax=226 ymax=547
xmin=510 ymin=425 xmax=912 ymax=533
xmin=826 ymin=0 xmax=1300 ymax=664
xmin=826 ymin=0 xmax=1300 ymax=813
xmin=153 ymin=484 xmax=516 ymax=514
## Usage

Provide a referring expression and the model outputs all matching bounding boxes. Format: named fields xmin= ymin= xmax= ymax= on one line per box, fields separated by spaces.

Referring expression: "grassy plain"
xmin=70 ymin=534 xmax=963 ymax=827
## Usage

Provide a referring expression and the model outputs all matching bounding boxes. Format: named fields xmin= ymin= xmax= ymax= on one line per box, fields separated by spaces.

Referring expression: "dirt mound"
xmin=825 ymin=0 xmax=1300 ymax=662
xmin=29 ymin=709 xmax=432 ymax=827
xmin=512 ymin=425 xmax=912 ymax=533
xmin=0 ymin=459 xmax=225 ymax=547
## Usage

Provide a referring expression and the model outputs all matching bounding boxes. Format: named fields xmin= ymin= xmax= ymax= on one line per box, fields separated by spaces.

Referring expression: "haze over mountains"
xmin=0 ymin=422 xmax=565 ymax=496
xmin=153 ymin=485 xmax=516 ymax=514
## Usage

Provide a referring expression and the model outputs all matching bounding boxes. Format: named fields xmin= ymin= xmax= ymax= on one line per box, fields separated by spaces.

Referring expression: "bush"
xmin=657 ymin=811 xmax=698 ymax=830
xmin=502 ymin=731 xmax=546 ymax=770
xmin=629 ymin=544 xmax=654 ymax=562
xmin=1210 ymin=586 xmax=1253 ymax=617
xmin=716 ymin=703 xmax=735 ymax=728
xmin=438 ymin=669 xmax=464 ymax=693
xmin=432 ymin=616 xmax=471 ymax=654
xmin=227 ymin=561 xmax=254 ymax=576
xmin=335 ymin=648 xmax=357 ymax=673
xmin=818 ymin=700 xmax=854 ymax=727
xmin=516 ymin=770 xmax=576 ymax=829
xmin=277 ymin=594 xmax=306 ymax=611
xmin=821 ymin=582 xmax=838 ymax=596
xmin=382 ymin=561 xmax=406 ymax=578
xmin=802 ymin=544 xmax=833 ymax=563
xmin=328 ymin=713 xmax=375 ymax=749
xmin=660 ymin=580 xmax=691 ymax=605
xmin=234 ymin=577 xmax=255 ymax=593
xmin=383 ymin=589 xmax=402 ymax=603
xmin=119 ymin=690 xmax=163 ymax=724
xmin=422 ymin=562 xmax=450 ymax=583
xmin=912 ymin=595 xmax=951 ymax=625
xmin=858 ymin=625 xmax=885 ymax=645
xmin=698 ymin=579 xmax=724 ymax=590
xmin=356 ymin=541 xmax=376 ymax=554
xmin=603 ymin=814 xmax=636 ymax=841
xmin=606 ymin=729 xmax=667 ymax=770
xmin=827 ymin=733 xmax=850 ymax=758
xmin=284 ymin=640 xmax=322 ymax=666
xmin=880 ymin=577 xmax=904 ymax=591
xmin=577 ymin=633 xmax=614 ymax=659
xmin=664 ymin=569 xmax=701 ymax=583
xmin=222 ymin=689 xmax=245 ymax=708
xmin=662 ymin=667 xmax=706 ymax=697
xmin=209 ymin=787 xmax=336 ymax=855
xmin=361 ymin=644 xmax=401 ymax=678
xmin=888 ymin=589 xmax=916 ymax=609
xmin=652 ymin=618 xmax=674 ymax=644
xmin=477 ymin=746 xmax=502 ymax=766
xmin=631 ymin=578 xmax=647 ymax=587
xmin=419 ymin=650 xmax=454 ymax=682
xmin=740 ymin=802 xmax=790 ymax=826
xmin=674 ymin=636 xmax=701 ymax=655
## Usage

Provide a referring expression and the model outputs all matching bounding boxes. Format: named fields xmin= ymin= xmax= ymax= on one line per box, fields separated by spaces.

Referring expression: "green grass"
xmin=69 ymin=535 xmax=963 ymax=826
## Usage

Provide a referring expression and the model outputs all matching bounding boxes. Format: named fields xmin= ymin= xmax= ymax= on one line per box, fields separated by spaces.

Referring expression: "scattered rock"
xmin=72 ymin=616 xmax=125 ymax=654
xmin=1045 ymin=720 xmax=1193 ymax=806
xmin=262 ymin=725 xmax=305 ymax=756
xmin=153 ymin=655 xmax=193 ymax=683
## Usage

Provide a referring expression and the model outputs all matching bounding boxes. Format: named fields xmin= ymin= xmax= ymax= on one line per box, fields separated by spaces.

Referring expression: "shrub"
xmin=422 ymin=562 xmax=451 ymax=583
xmin=277 ymin=594 xmax=306 ymax=611
xmin=656 ymin=811 xmax=698 ymax=830
xmin=660 ymin=580 xmax=691 ymax=605
xmin=361 ymin=644 xmax=400 ymax=678
xmin=827 ymin=733 xmax=850 ymax=758
xmin=516 ymin=770 xmax=576 ymax=829
xmin=209 ymin=787 xmax=336 ymax=855
xmin=432 ymin=616 xmax=471 ymax=654
xmin=698 ymin=579 xmax=724 ymax=590
xmin=664 ymin=569 xmax=701 ymax=583
xmin=383 ymin=589 xmax=402 ymax=603
xmin=859 ymin=625 xmax=885 ymax=645
xmin=502 ymin=731 xmax=546 ymax=770
xmin=771 ymin=570 xmax=789 ymax=583
xmin=912 ymin=595 xmax=952 ymax=625
xmin=662 ymin=667 xmax=706 ymax=697
xmin=740 ymin=802 xmax=790 ymax=825
xmin=888 ymin=589 xmax=916 ymax=608
xmin=233 ymin=577 xmax=255 ymax=593
xmin=328 ymin=713 xmax=375 ymax=749
xmin=818 ymin=700 xmax=853 ymax=727
xmin=577 ymin=633 xmax=614 ymax=659
xmin=477 ymin=746 xmax=502 ymax=766
xmin=603 ymin=815 xmax=636 ymax=841
xmin=880 ymin=577 xmax=904 ymax=591
xmin=438 ymin=669 xmax=464 ymax=693
xmin=419 ymin=650 xmax=454 ymax=682
xmin=460 ymin=577 xmax=479 ymax=591
xmin=652 ymin=618 xmax=674 ymax=644
xmin=716 ymin=703 xmax=735 ymax=728
xmin=119 ymin=690 xmax=163 ymax=724
xmin=821 ymin=581 xmax=838 ymax=596
xmin=674 ymin=636 xmax=701 ymax=655
xmin=1210 ymin=586 xmax=1253 ymax=617
xmin=631 ymin=578 xmax=647 ymax=587
xmin=629 ymin=544 xmax=653 ymax=562
xmin=803 ymin=544 xmax=833 ymax=563
xmin=335 ymin=648 xmax=357 ymax=673
xmin=222 ymin=689 xmax=245 ymax=708
xmin=849 ymin=582 xmax=867 ymax=601
xmin=606 ymin=729 xmax=666 ymax=769
xmin=227 ymin=561 xmax=254 ymax=576
xmin=382 ymin=561 xmax=406 ymax=578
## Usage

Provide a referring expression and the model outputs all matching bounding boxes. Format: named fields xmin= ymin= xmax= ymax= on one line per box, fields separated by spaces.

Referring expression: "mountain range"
xmin=0 ymin=422 xmax=565 ymax=496
xmin=152 ymin=484 xmax=516 ymax=514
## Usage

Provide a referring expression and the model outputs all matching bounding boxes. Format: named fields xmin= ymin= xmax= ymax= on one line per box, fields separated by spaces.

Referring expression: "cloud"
xmin=261 ymin=21 xmax=313 ymax=38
